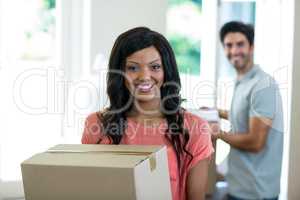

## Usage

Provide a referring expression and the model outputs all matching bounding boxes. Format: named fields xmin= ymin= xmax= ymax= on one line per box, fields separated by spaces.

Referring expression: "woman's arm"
xmin=186 ymin=158 xmax=210 ymax=200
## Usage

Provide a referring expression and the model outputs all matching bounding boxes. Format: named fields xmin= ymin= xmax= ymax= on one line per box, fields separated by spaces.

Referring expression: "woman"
xmin=82 ymin=27 xmax=213 ymax=200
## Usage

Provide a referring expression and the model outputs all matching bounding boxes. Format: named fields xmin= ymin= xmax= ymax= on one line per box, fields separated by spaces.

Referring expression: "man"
xmin=215 ymin=21 xmax=283 ymax=200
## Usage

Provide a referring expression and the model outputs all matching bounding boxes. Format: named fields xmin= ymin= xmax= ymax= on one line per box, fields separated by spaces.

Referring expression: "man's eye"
xmin=237 ymin=42 xmax=245 ymax=48
xmin=225 ymin=44 xmax=232 ymax=49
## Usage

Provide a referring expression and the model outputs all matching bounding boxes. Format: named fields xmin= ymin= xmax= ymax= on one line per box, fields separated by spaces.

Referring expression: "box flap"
xmin=50 ymin=144 xmax=162 ymax=153
xmin=22 ymin=144 xmax=163 ymax=169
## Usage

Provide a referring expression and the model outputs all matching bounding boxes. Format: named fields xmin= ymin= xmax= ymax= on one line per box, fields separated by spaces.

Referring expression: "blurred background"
xmin=0 ymin=0 xmax=299 ymax=199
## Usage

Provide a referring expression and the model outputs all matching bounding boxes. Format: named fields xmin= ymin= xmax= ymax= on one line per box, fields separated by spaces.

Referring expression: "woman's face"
xmin=124 ymin=46 xmax=164 ymax=103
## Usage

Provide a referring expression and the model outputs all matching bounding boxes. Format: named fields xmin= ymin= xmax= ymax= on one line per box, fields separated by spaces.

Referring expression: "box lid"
xmin=22 ymin=144 xmax=163 ymax=169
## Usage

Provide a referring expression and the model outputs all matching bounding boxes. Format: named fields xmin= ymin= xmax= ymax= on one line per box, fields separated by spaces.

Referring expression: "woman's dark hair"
xmin=220 ymin=21 xmax=254 ymax=46
xmin=98 ymin=27 xmax=192 ymax=174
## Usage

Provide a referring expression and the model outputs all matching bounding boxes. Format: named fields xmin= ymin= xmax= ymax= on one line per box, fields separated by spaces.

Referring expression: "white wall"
xmin=59 ymin=0 xmax=168 ymax=79
xmin=59 ymin=0 xmax=168 ymax=142
xmin=288 ymin=0 xmax=300 ymax=199
xmin=255 ymin=1 xmax=296 ymax=198
xmin=88 ymin=0 xmax=167 ymax=73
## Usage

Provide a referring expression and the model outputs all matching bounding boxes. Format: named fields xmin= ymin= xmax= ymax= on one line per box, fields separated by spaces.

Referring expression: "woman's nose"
xmin=137 ymin=67 xmax=151 ymax=81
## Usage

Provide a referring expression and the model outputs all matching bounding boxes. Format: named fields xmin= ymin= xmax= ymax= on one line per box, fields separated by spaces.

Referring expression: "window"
xmin=166 ymin=0 xmax=217 ymax=109
xmin=0 ymin=0 xmax=58 ymax=198
xmin=167 ymin=0 xmax=202 ymax=75
xmin=217 ymin=1 xmax=255 ymax=82
xmin=0 ymin=0 xmax=55 ymax=64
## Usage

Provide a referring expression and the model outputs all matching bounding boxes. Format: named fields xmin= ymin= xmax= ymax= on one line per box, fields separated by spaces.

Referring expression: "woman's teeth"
xmin=136 ymin=83 xmax=153 ymax=92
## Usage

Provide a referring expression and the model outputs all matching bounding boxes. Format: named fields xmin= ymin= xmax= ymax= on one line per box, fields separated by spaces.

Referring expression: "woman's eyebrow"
xmin=149 ymin=59 xmax=161 ymax=64
xmin=126 ymin=60 xmax=139 ymax=64
xmin=126 ymin=58 xmax=161 ymax=65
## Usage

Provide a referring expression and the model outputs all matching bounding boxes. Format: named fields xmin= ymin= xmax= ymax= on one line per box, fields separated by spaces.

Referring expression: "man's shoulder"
xmin=252 ymin=67 xmax=278 ymax=91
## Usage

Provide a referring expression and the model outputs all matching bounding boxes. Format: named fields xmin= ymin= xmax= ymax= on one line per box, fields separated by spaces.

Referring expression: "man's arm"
xmin=215 ymin=116 xmax=272 ymax=153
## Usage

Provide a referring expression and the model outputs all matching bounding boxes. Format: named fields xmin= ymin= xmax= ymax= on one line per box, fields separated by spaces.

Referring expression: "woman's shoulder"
xmin=82 ymin=110 xmax=108 ymax=144
xmin=183 ymin=110 xmax=210 ymax=139
xmin=86 ymin=111 xmax=101 ymax=122
xmin=83 ymin=110 xmax=106 ymax=135
xmin=85 ymin=109 xmax=108 ymax=124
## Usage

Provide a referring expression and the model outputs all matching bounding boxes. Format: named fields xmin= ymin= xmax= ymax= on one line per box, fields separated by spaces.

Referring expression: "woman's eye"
xmin=126 ymin=65 xmax=139 ymax=72
xmin=151 ymin=64 xmax=161 ymax=70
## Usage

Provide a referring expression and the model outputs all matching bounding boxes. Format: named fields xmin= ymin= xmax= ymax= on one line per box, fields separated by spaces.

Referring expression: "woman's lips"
xmin=135 ymin=83 xmax=154 ymax=93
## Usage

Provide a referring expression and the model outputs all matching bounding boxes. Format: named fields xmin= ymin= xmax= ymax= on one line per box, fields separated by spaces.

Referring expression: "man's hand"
xmin=218 ymin=109 xmax=229 ymax=120
xmin=214 ymin=117 xmax=272 ymax=153
xmin=209 ymin=122 xmax=221 ymax=141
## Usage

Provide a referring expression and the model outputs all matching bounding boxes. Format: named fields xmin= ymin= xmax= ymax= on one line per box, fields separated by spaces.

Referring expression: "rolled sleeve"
xmin=249 ymin=80 xmax=278 ymax=119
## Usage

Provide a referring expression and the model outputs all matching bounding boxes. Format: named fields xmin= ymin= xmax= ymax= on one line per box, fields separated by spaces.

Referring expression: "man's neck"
xmin=237 ymin=61 xmax=254 ymax=79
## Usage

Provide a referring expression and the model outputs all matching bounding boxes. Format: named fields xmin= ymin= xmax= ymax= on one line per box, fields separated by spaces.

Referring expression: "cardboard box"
xmin=188 ymin=108 xmax=220 ymax=123
xmin=21 ymin=144 xmax=172 ymax=200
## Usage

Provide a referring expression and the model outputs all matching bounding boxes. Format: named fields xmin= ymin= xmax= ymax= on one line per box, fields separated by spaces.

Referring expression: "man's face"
xmin=223 ymin=32 xmax=254 ymax=71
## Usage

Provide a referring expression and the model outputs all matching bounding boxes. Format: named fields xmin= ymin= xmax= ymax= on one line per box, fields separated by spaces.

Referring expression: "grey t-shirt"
xmin=226 ymin=65 xmax=284 ymax=199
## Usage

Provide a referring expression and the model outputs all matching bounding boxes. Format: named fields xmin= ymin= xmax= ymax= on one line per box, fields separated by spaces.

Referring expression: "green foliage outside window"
xmin=43 ymin=0 xmax=55 ymax=9
xmin=22 ymin=0 xmax=55 ymax=60
xmin=167 ymin=0 xmax=202 ymax=75
xmin=169 ymin=34 xmax=201 ymax=74
xmin=169 ymin=0 xmax=202 ymax=7
xmin=39 ymin=0 xmax=55 ymax=33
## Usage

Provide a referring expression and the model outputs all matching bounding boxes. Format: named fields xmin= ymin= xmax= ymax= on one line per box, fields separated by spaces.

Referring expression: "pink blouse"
xmin=82 ymin=111 xmax=214 ymax=200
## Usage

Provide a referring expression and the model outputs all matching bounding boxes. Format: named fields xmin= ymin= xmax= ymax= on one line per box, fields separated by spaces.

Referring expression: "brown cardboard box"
xmin=21 ymin=144 xmax=172 ymax=200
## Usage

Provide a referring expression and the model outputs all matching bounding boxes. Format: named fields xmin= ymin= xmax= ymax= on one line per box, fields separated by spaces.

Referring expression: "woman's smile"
xmin=135 ymin=82 xmax=154 ymax=93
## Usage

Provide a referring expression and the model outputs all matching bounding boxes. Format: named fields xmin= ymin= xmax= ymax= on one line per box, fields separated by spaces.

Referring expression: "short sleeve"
xmin=249 ymin=78 xmax=279 ymax=119
xmin=184 ymin=113 xmax=214 ymax=172
xmin=81 ymin=112 xmax=110 ymax=144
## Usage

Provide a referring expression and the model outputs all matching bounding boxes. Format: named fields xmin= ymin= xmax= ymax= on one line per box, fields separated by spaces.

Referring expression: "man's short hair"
xmin=220 ymin=21 xmax=254 ymax=46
